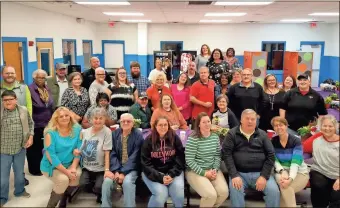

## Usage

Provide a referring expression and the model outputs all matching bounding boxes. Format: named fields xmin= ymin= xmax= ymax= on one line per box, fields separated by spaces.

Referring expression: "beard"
xmin=131 ymin=71 xmax=140 ymax=79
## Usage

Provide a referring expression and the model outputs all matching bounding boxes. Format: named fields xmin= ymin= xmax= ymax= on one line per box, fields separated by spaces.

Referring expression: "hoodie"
xmin=141 ymin=134 xmax=185 ymax=183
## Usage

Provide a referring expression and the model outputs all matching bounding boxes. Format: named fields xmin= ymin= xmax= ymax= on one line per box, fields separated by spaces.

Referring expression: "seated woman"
xmin=141 ymin=116 xmax=185 ymax=207
xmin=309 ymin=115 xmax=340 ymax=208
xmin=40 ymin=107 xmax=82 ymax=208
xmin=78 ymin=107 xmax=112 ymax=203
xmin=82 ymin=93 xmax=117 ymax=129
xmin=211 ymin=94 xmax=239 ymax=131
xmin=146 ymin=73 xmax=172 ymax=111
xmin=270 ymin=116 xmax=309 ymax=207
xmin=185 ymin=112 xmax=229 ymax=207
xmin=150 ymin=94 xmax=188 ymax=131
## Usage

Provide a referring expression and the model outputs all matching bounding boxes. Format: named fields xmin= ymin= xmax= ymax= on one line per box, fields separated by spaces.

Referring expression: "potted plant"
xmin=297 ymin=126 xmax=311 ymax=142
xmin=133 ymin=119 xmax=142 ymax=131
xmin=325 ymin=96 xmax=332 ymax=109
xmin=330 ymin=93 xmax=339 ymax=100
xmin=336 ymin=81 xmax=340 ymax=91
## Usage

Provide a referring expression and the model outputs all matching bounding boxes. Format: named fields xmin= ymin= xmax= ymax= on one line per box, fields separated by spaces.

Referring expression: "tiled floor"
xmin=3 ymin=164 xmax=312 ymax=207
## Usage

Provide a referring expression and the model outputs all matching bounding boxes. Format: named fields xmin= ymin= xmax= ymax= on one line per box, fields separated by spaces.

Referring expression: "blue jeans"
xmin=0 ymin=148 xmax=26 ymax=205
xmin=101 ymin=171 xmax=138 ymax=207
xmin=142 ymin=172 xmax=184 ymax=208
xmin=229 ymin=172 xmax=280 ymax=208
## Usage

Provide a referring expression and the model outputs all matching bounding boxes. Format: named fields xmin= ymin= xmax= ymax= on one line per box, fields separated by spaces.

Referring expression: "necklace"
xmin=267 ymin=91 xmax=275 ymax=110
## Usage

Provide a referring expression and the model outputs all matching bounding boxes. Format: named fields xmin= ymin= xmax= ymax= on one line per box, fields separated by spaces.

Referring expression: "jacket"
xmin=129 ymin=103 xmax=152 ymax=129
xmin=141 ymin=133 xmax=185 ymax=183
xmin=222 ymin=126 xmax=275 ymax=180
xmin=110 ymin=128 xmax=144 ymax=175
xmin=82 ymin=68 xmax=113 ymax=90
xmin=46 ymin=76 xmax=70 ymax=110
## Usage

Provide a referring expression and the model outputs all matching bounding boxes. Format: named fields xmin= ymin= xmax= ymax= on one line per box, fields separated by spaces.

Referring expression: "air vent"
xmin=245 ymin=21 xmax=260 ymax=23
xmin=188 ymin=1 xmax=213 ymax=5
xmin=168 ymin=21 xmax=182 ymax=24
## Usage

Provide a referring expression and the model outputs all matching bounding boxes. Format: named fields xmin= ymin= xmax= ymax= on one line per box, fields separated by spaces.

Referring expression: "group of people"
xmin=0 ymin=43 xmax=339 ymax=208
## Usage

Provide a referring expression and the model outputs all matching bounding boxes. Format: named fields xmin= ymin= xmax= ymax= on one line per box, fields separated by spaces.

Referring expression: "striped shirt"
xmin=185 ymin=133 xmax=221 ymax=176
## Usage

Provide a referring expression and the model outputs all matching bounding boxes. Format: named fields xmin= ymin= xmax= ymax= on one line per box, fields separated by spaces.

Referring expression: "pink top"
xmin=170 ymin=84 xmax=192 ymax=120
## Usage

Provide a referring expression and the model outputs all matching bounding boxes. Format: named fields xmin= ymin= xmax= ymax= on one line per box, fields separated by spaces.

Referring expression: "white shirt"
xmin=57 ymin=76 xmax=68 ymax=106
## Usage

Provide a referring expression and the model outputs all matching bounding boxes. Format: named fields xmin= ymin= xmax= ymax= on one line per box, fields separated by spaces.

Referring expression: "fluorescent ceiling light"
xmin=76 ymin=2 xmax=130 ymax=5
xmin=103 ymin=12 xmax=144 ymax=16
xmin=121 ymin=20 xmax=151 ymax=23
xmin=280 ymin=19 xmax=314 ymax=22
xmin=199 ymin=20 xmax=231 ymax=23
xmin=309 ymin=12 xmax=339 ymax=16
xmin=205 ymin=13 xmax=246 ymax=17
xmin=215 ymin=1 xmax=273 ymax=6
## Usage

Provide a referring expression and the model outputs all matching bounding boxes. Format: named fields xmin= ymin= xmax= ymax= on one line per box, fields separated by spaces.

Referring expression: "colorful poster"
xmin=180 ymin=51 xmax=197 ymax=73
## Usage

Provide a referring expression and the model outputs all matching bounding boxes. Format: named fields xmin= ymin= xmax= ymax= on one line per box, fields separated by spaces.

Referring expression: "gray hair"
xmin=32 ymin=69 xmax=48 ymax=79
xmin=95 ymin=67 xmax=105 ymax=74
xmin=242 ymin=68 xmax=252 ymax=73
xmin=241 ymin=109 xmax=257 ymax=118
xmin=120 ymin=113 xmax=134 ymax=121
xmin=199 ymin=66 xmax=209 ymax=73
xmin=152 ymin=72 xmax=166 ymax=84
xmin=90 ymin=107 xmax=108 ymax=120
xmin=318 ymin=115 xmax=339 ymax=130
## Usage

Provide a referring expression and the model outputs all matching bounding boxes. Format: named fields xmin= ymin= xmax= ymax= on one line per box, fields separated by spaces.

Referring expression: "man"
xmin=46 ymin=63 xmax=69 ymax=110
xmin=222 ymin=109 xmax=280 ymax=207
xmin=82 ymin=57 xmax=112 ymax=90
xmin=0 ymin=65 xmax=32 ymax=186
xmin=227 ymin=68 xmax=264 ymax=120
xmin=89 ymin=67 xmax=110 ymax=106
xmin=127 ymin=61 xmax=150 ymax=94
xmin=129 ymin=91 xmax=152 ymax=129
xmin=148 ymin=58 xmax=166 ymax=85
xmin=0 ymin=90 xmax=34 ymax=207
xmin=186 ymin=61 xmax=199 ymax=85
xmin=101 ymin=113 xmax=143 ymax=208
xmin=190 ymin=66 xmax=215 ymax=122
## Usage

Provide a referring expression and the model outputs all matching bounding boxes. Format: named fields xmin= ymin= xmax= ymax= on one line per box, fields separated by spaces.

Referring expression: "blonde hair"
xmin=44 ymin=107 xmax=79 ymax=137
xmin=152 ymin=72 xmax=167 ymax=84
xmin=318 ymin=115 xmax=339 ymax=130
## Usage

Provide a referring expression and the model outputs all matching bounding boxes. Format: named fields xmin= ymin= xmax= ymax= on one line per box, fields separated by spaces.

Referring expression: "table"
xmin=313 ymin=87 xmax=340 ymax=121
xmin=141 ymin=128 xmax=192 ymax=147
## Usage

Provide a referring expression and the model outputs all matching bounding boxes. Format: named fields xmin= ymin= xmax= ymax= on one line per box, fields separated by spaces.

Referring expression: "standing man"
xmin=82 ymin=57 xmax=112 ymax=90
xmin=227 ymin=68 xmax=264 ymax=120
xmin=0 ymin=90 xmax=34 ymax=207
xmin=46 ymin=63 xmax=69 ymax=110
xmin=185 ymin=61 xmax=199 ymax=85
xmin=222 ymin=109 xmax=280 ymax=207
xmin=190 ymin=66 xmax=215 ymax=123
xmin=148 ymin=59 xmax=166 ymax=85
xmin=127 ymin=61 xmax=150 ymax=94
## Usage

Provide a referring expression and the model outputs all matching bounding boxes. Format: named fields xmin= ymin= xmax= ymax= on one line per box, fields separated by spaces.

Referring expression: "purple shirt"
xmin=28 ymin=82 xmax=54 ymax=128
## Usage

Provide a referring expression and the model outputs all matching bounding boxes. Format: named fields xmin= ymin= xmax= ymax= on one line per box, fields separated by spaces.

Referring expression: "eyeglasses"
xmin=121 ymin=120 xmax=132 ymax=124
xmin=4 ymin=72 xmax=15 ymax=75
xmin=2 ymin=98 xmax=15 ymax=102
xmin=118 ymin=72 xmax=126 ymax=75
xmin=242 ymin=74 xmax=252 ymax=77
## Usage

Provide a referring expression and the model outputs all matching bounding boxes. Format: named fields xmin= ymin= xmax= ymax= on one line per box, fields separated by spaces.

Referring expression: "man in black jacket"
xmin=222 ymin=109 xmax=280 ymax=207
xmin=82 ymin=57 xmax=112 ymax=90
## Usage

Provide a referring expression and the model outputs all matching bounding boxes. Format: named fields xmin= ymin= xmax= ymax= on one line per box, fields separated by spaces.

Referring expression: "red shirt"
xmin=146 ymin=86 xmax=172 ymax=109
xmin=190 ymin=79 xmax=215 ymax=119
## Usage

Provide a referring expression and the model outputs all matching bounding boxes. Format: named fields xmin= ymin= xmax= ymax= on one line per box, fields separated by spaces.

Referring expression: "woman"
xmin=270 ymin=116 xmax=309 ymax=207
xmin=215 ymin=73 xmax=229 ymax=98
xmin=259 ymin=74 xmax=285 ymax=131
xmin=40 ymin=107 xmax=82 ymax=207
xmin=89 ymin=67 xmax=110 ymax=106
xmin=229 ymin=69 xmax=242 ymax=86
xmin=141 ymin=116 xmax=185 ymax=207
xmin=206 ymin=48 xmax=229 ymax=85
xmin=170 ymin=73 xmax=191 ymax=123
xmin=185 ymin=112 xmax=229 ymax=207
xmin=107 ymin=67 xmax=138 ymax=120
xmin=61 ymin=72 xmax=90 ymax=122
xmin=310 ymin=115 xmax=340 ymax=208
xmin=146 ymin=73 xmax=172 ymax=110
xmin=28 ymin=69 xmax=54 ymax=176
xmin=78 ymin=107 xmax=112 ymax=203
xmin=280 ymin=73 xmax=327 ymax=131
xmin=151 ymin=94 xmax=188 ymax=130
xmin=195 ymin=44 xmax=211 ymax=72
xmin=211 ymin=94 xmax=239 ymax=131
xmin=224 ymin=48 xmax=242 ymax=73
xmin=281 ymin=75 xmax=297 ymax=92
xmin=163 ymin=58 xmax=173 ymax=86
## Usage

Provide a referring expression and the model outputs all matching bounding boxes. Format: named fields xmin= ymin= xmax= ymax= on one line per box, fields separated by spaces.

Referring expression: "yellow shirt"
xmin=240 ymin=127 xmax=254 ymax=140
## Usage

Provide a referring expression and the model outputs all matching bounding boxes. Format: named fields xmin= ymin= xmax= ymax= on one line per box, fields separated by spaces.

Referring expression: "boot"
xmin=47 ymin=191 xmax=63 ymax=208
xmin=58 ymin=193 xmax=68 ymax=208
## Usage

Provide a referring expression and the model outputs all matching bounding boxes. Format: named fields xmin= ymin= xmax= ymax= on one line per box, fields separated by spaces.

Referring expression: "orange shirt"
xmin=190 ymin=79 xmax=215 ymax=119
xmin=146 ymin=86 xmax=172 ymax=109
xmin=150 ymin=108 xmax=188 ymax=130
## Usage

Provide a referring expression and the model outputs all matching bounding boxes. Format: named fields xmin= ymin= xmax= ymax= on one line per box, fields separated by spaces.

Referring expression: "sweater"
xmin=141 ymin=134 xmax=185 ymax=183
xmin=185 ymin=133 xmax=221 ymax=176
xmin=271 ymin=134 xmax=309 ymax=179
xmin=150 ymin=108 xmax=188 ymax=130
xmin=222 ymin=126 xmax=275 ymax=180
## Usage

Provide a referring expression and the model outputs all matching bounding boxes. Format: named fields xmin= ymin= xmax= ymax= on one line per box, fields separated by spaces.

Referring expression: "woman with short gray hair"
xmin=28 ymin=69 xmax=54 ymax=176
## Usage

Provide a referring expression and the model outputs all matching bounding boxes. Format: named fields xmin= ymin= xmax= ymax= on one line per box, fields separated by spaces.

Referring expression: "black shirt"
xmin=81 ymin=68 xmax=113 ymax=90
xmin=259 ymin=91 xmax=285 ymax=131
xmin=281 ymin=87 xmax=327 ymax=131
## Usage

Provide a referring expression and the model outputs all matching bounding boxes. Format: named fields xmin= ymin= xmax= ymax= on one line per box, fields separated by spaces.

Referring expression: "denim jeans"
xmin=229 ymin=172 xmax=280 ymax=207
xmin=101 ymin=171 xmax=138 ymax=207
xmin=0 ymin=148 xmax=26 ymax=205
xmin=142 ymin=172 xmax=184 ymax=208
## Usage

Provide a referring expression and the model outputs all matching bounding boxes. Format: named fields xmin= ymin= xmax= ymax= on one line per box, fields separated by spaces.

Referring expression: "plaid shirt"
xmin=127 ymin=75 xmax=150 ymax=94
xmin=1 ymin=108 xmax=33 ymax=155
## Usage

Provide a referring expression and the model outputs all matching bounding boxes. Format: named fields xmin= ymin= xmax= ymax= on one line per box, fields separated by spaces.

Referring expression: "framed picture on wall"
xmin=180 ymin=50 xmax=197 ymax=73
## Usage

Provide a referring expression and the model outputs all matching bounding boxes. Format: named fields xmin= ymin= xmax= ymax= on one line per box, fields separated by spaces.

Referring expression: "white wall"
xmin=329 ymin=23 xmax=339 ymax=57
xmin=147 ymin=23 xmax=335 ymax=56
xmin=1 ymin=2 xmax=98 ymax=64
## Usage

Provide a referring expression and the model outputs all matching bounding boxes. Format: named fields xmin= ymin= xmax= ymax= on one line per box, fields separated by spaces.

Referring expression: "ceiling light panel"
xmin=121 ymin=20 xmax=152 ymax=23
xmin=199 ymin=20 xmax=231 ymax=23
xmin=280 ymin=19 xmax=314 ymax=22
xmin=205 ymin=13 xmax=246 ymax=17
xmin=76 ymin=1 xmax=130 ymax=5
xmin=214 ymin=1 xmax=273 ymax=6
xmin=309 ymin=12 xmax=339 ymax=16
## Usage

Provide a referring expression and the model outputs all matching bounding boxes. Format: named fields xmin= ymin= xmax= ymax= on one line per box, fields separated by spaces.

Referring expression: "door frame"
xmin=300 ymin=41 xmax=325 ymax=84
xmin=82 ymin=40 xmax=93 ymax=56
xmin=1 ymin=37 xmax=29 ymax=83
xmin=62 ymin=39 xmax=77 ymax=64
xmin=101 ymin=40 xmax=125 ymax=69
xmin=36 ymin=38 xmax=54 ymax=76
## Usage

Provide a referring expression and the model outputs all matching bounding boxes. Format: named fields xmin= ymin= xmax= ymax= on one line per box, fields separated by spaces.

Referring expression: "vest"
xmin=0 ymin=82 xmax=27 ymax=107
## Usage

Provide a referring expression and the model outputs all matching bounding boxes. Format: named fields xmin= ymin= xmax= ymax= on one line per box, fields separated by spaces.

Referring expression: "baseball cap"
xmin=139 ymin=91 xmax=148 ymax=99
xmin=297 ymin=74 xmax=310 ymax=80
xmin=56 ymin=63 xmax=67 ymax=70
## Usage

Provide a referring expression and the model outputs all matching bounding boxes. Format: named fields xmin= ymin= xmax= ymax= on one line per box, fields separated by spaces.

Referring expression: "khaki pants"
xmin=43 ymin=167 xmax=82 ymax=194
xmin=186 ymin=170 xmax=229 ymax=207
xmin=275 ymin=173 xmax=309 ymax=207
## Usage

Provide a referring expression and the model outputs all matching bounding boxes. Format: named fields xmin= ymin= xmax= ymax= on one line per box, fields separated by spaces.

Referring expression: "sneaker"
xmin=25 ymin=178 xmax=29 ymax=186
xmin=19 ymin=191 xmax=31 ymax=198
